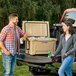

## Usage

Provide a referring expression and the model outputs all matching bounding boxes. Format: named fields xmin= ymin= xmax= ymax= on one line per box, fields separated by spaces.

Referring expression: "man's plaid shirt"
xmin=0 ymin=25 xmax=25 ymax=55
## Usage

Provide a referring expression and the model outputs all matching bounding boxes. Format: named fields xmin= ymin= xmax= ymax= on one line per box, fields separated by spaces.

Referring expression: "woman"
xmin=52 ymin=21 xmax=76 ymax=76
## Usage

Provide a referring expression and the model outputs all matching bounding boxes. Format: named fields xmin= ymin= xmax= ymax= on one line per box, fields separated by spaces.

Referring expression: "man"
xmin=0 ymin=13 xmax=28 ymax=76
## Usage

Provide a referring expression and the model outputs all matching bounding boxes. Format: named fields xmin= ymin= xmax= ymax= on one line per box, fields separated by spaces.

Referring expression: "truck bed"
xmin=17 ymin=53 xmax=52 ymax=64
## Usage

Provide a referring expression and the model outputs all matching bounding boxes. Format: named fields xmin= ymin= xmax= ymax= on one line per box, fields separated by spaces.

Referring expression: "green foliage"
xmin=0 ymin=0 xmax=76 ymax=31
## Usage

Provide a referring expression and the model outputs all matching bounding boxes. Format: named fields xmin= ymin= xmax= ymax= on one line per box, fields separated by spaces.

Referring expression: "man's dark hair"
xmin=9 ymin=13 xmax=18 ymax=20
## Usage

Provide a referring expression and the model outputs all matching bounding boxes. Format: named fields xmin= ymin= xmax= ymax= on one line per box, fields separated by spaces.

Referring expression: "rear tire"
xmin=16 ymin=60 xmax=23 ymax=66
xmin=29 ymin=66 xmax=51 ymax=75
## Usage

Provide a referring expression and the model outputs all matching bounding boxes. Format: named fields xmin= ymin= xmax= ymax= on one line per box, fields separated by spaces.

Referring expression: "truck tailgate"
xmin=17 ymin=54 xmax=52 ymax=64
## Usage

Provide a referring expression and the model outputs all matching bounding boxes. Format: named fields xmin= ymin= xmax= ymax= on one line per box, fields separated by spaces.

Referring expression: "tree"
xmin=0 ymin=0 xmax=76 ymax=31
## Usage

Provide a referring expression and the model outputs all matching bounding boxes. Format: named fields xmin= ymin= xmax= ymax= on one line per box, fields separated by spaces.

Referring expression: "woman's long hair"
xmin=63 ymin=21 xmax=75 ymax=36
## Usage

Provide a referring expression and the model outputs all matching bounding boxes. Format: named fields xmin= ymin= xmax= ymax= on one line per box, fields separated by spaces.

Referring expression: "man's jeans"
xmin=58 ymin=56 xmax=74 ymax=76
xmin=2 ymin=53 xmax=17 ymax=76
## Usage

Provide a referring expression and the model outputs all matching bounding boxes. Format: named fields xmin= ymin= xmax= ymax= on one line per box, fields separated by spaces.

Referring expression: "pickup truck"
xmin=17 ymin=8 xmax=76 ymax=74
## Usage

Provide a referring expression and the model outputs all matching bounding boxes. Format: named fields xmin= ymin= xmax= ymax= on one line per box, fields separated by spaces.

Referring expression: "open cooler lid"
xmin=22 ymin=21 xmax=50 ymax=37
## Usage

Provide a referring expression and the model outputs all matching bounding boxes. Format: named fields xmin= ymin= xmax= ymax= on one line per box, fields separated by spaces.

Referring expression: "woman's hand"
xmin=51 ymin=54 xmax=54 ymax=57
xmin=63 ymin=53 xmax=67 ymax=59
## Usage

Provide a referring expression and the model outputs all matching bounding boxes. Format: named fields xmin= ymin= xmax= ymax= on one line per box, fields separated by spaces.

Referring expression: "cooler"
xmin=22 ymin=21 xmax=57 ymax=55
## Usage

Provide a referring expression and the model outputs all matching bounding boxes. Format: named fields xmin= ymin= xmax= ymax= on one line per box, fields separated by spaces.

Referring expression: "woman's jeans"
xmin=58 ymin=56 xmax=74 ymax=76
xmin=2 ymin=53 xmax=17 ymax=76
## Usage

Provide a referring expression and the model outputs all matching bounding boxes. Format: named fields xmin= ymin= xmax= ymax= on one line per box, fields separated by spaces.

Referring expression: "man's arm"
xmin=0 ymin=27 xmax=10 ymax=55
xmin=0 ymin=41 xmax=10 ymax=55
xmin=17 ymin=26 xmax=28 ymax=40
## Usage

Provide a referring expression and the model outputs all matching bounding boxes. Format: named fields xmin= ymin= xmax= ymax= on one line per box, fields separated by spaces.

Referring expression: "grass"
xmin=0 ymin=55 xmax=59 ymax=76
xmin=1 ymin=49 xmax=75 ymax=76
xmin=0 ymin=49 xmax=58 ymax=76
xmin=0 ymin=52 xmax=34 ymax=76
xmin=0 ymin=49 xmax=33 ymax=76
xmin=0 ymin=49 xmax=61 ymax=76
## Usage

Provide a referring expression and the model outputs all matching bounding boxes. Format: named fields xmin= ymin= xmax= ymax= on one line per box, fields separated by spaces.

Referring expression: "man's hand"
xmin=0 ymin=41 xmax=10 ymax=55
xmin=21 ymin=34 xmax=28 ymax=41
xmin=24 ymin=33 xmax=28 ymax=38
xmin=5 ymin=51 xmax=10 ymax=55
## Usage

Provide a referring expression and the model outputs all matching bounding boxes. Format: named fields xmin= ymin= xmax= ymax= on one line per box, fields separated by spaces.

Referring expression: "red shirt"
xmin=0 ymin=25 xmax=25 ymax=55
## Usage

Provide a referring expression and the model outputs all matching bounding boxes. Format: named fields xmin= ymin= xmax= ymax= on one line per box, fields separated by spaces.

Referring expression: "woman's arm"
xmin=65 ymin=34 xmax=76 ymax=56
xmin=54 ymin=34 xmax=63 ymax=57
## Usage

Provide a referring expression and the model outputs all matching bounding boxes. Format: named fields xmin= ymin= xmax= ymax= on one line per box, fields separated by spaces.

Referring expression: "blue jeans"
xmin=58 ymin=56 xmax=74 ymax=76
xmin=2 ymin=53 xmax=17 ymax=76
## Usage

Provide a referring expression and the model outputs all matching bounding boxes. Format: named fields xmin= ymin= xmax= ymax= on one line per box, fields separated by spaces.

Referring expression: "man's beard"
xmin=13 ymin=22 xmax=18 ymax=26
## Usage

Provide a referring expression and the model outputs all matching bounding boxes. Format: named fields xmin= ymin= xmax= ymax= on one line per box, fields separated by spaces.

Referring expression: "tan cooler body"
xmin=22 ymin=21 xmax=57 ymax=55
